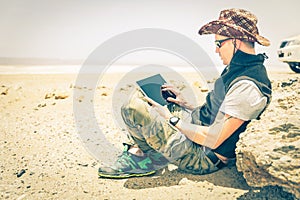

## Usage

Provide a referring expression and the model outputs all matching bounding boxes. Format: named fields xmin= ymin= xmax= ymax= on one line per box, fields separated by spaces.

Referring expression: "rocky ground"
xmin=236 ymin=73 xmax=299 ymax=199
xmin=0 ymin=68 xmax=299 ymax=199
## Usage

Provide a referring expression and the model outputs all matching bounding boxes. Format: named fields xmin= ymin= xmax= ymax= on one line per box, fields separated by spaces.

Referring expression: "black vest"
xmin=191 ymin=50 xmax=272 ymax=158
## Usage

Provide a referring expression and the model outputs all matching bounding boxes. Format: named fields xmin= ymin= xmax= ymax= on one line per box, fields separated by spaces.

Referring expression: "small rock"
xmin=17 ymin=169 xmax=26 ymax=178
xmin=1 ymin=88 xmax=8 ymax=95
xmin=280 ymin=78 xmax=298 ymax=87
xmin=37 ymin=103 xmax=46 ymax=108
xmin=78 ymin=163 xmax=88 ymax=167
xmin=178 ymin=177 xmax=194 ymax=185
xmin=55 ymin=92 xmax=69 ymax=99
xmin=167 ymin=164 xmax=178 ymax=171
xmin=97 ymin=85 xmax=106 ymax=89
xmin=45 ymin=93 xmax=54 ymax=99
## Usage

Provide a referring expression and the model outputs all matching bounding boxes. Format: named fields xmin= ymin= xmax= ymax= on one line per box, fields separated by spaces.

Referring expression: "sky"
xmin=0 ymin=0 xmax=299 ymax=67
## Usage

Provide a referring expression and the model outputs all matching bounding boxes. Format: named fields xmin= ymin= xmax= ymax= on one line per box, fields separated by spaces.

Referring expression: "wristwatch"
xmin=169 ymin=116 xmax=180 ymax=126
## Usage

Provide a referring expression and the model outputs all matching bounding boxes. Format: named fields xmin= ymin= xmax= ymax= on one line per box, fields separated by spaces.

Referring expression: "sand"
xmin=0 ymin=66 xmax=298 ymax=199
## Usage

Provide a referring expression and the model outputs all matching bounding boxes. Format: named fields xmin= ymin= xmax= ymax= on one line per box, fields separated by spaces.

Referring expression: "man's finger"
xmin=161 ymin=86 xmax=179 ymax=96
xmin=167 ymin=97 xmax=178 ymax=104
xmin=143 ymin=96 xmax=159 ymax=106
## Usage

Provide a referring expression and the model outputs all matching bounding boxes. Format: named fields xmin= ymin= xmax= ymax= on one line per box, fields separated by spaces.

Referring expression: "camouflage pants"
xmin=121 ymin=90 xmax=219 ymax=175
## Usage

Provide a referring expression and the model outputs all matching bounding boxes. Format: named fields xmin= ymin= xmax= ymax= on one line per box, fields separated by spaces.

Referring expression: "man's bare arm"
xmin=174 ymin=114 xmax=245 ymax=149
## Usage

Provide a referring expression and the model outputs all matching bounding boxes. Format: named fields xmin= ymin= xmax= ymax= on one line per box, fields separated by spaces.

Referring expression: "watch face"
xmin=170 ymin=116 xmax=179 ymax=125
xmin=170 ymin=117 xmax=178 ymax=123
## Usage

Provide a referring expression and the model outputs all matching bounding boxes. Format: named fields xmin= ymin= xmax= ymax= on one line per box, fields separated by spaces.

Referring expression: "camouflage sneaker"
xmin=98 ymin=144 xmax=156 ymax=179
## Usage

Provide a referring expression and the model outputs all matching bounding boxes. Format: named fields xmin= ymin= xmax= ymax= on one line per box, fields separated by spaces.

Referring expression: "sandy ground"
xmin=0 ymin=66 xmax=298 ymax=199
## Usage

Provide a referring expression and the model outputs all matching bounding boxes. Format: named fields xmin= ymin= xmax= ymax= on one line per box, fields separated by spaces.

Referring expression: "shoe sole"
xmin=98 ymin=170 xmax=156 ymax=179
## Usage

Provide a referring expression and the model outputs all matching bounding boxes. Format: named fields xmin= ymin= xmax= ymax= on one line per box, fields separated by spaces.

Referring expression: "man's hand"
xmin=161 ymin=84 xmax=196 ymax=110
xmin=143 ymin=96 xmax=172 ymax=120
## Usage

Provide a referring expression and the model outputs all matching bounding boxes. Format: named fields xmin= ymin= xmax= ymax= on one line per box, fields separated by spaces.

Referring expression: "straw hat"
xmin=198 ymin=8 xmax=270 ymax=46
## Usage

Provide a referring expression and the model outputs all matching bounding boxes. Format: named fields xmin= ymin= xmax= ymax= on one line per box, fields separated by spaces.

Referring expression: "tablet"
xmin=136 ymin=74 xmax=176 ymax=106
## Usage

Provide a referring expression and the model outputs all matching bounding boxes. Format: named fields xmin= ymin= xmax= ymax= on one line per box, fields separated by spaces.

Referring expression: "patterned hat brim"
xmin=199 ymin=20 xmax=270 ymax=46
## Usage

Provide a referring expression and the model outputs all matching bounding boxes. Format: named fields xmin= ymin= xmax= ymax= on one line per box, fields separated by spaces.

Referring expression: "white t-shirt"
xmin=219 ymin=79 xmax=267 ymax=120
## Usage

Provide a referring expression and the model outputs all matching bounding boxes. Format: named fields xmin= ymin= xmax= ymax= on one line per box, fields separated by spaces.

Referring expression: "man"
xmin=98 ymin=8 xmax=272 ymax=178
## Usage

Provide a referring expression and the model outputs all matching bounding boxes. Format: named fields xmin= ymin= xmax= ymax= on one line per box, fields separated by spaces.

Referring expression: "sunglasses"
xmin=215 ymin=38 xmax=233 ymax=48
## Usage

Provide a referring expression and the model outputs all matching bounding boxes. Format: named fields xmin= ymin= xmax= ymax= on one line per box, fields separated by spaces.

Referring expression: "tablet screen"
xmin=136 ymin=74 xmax=168 ymax=106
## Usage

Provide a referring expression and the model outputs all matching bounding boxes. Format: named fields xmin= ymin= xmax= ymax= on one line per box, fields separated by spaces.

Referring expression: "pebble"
xmin=17 ymin=169 xmax=26 ymax=178
xmin=55 ymin=92 xmax=69 ymax=99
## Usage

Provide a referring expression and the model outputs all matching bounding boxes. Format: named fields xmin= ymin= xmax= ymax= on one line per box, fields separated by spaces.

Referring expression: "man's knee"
xmin=121 ymin=93 xmax=151 ymax=128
